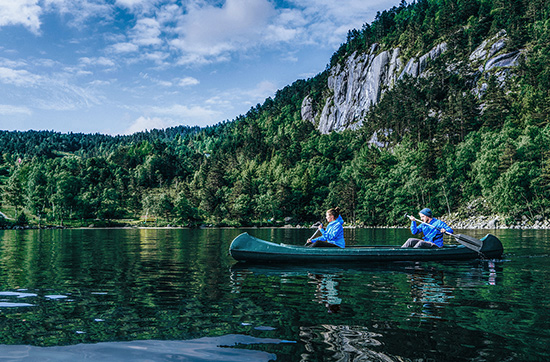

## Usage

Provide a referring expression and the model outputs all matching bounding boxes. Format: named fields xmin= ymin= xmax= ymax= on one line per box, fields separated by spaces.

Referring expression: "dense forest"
xmin=1 ymin=0 xmax=550 ymax=228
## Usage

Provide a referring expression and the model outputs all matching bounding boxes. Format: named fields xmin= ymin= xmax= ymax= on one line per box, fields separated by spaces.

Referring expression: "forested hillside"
xmin=2 ymin=0 xmax=550 ymax=228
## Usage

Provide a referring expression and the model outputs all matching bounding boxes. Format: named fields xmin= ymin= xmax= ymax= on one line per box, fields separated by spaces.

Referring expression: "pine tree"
xmin=4 ymin=166 xmax=24 ymax=217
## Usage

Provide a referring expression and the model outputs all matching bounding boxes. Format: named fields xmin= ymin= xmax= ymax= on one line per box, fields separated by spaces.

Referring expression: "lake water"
xmin=0 ymin=227 xmax=548 ymax=361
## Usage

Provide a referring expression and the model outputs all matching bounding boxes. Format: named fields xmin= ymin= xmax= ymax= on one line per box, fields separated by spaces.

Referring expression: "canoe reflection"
xmin=408 ymin=265 xmax=452 ymax=319
xmin=230 ymin=261 xmax=501 ymax=318
xmin=229 ymin=262 xmax=503 ymax=361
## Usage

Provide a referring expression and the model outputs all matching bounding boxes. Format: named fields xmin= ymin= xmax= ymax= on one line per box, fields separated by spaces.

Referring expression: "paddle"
xmin=406 ymin=214 xmax=483 ymax=252
xmin=304 ymin=222 xmax=321 ymax=245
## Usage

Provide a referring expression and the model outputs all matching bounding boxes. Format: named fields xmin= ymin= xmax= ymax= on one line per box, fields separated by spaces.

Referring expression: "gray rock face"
xmin=469 ymin=30 xmax=507 ymax=62
xmin=484 ymin=51 xmax=521 ymax=71
xmin=315 ymin=46 xmax=405 ymax=134
xmin=304 ymin=30 xmax=523 ymax=134
xmin=470 ymin=30 xmax=523 ymax=96
xmin=313 ymin=43 xmax=447 ymax=134
xmin=300 ymin=95 xmax=314 ymax=123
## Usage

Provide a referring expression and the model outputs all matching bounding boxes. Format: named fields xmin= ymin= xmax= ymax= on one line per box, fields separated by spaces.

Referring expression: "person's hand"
xmin=318 ymin=224 xmax=323 ymax=230
xmin=408 ymin=215 xmax=415 ymax=221
xmin=440 ymin=228 xmax=448 ymax=234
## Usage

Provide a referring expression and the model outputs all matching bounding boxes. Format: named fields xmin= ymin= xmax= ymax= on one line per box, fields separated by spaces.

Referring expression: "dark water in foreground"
xmin=0 ymin=228 xmax=548 ymax=361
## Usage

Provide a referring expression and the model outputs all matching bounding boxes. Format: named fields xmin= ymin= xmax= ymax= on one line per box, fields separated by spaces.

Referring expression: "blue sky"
xmin=0 ymin=0 xmax=401 ymax=135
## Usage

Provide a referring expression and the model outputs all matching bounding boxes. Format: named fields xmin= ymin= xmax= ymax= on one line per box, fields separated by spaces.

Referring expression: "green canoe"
xmin=229 ymin=232 xmax=504 ymax=263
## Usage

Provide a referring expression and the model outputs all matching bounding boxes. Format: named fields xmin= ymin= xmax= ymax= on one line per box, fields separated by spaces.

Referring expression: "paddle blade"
xmin=452 ymin=233 xmax=483 ymax=252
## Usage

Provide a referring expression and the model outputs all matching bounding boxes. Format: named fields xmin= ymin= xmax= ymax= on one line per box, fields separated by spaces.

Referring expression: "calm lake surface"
xmin=0 ymin=227 xmax=548 ymax=361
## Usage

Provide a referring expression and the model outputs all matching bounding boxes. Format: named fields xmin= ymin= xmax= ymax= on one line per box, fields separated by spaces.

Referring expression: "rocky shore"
xmin=3 ymin=214 xmax=550 ymax=230
xmin=443 ymin=214 xmax=550 ymax=230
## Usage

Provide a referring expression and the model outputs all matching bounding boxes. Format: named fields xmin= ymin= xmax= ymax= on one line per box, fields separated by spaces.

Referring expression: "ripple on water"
xmin=0 ymin=335 xmax=284 ymax=362
xmin=0 ymin=302 xmax=35 ymax=307
xmin=44 ymin=295 xmax=69 ymax=300
xmin=0 ymin=291 xmax=38 ymax=298
xmin=0 ymin=290 xmax=37 ymax=308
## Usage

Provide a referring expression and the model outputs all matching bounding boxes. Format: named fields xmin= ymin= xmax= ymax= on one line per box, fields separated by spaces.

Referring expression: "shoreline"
xmin=2 ymin=208 xmax=549 ymax=230
xmin=3 ymin=216 xmax=550 ymax=231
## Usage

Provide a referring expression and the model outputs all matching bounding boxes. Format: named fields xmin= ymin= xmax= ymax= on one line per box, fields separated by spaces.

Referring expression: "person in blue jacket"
xmin=402 ymin=208 xmax=453 ymax=248
xmin=306 ymin=207 xmax=345 ymax=248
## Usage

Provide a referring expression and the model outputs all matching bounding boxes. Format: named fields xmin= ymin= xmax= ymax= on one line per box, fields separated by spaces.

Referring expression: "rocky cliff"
xmin=301 ymin=30 xmax=524 ymax=134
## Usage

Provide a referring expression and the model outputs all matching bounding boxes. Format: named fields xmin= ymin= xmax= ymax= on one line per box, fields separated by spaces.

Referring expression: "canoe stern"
xmin=479 ymin=234 xmax=504 ymax=258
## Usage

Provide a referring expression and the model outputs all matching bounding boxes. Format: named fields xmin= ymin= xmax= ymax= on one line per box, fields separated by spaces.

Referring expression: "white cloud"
xmin=0 ymin=0 xmax=402 ymax=134
xmin=0 ymin=0 xmax=42 ymax=34
xmin=163 ymin=0 xmax=396 ymax=66
xmin=110 ymin=42 xmax=140 ymax=53
xmin=0 ymin=58 xmax=28 ymax=68
xmin=171 ymin=0 xmax=275 ymax=64
xmin=115 ymin=0 xmax=155 ymax=12
xmin=149 ymin=104 xmax=221 ymax=121
xmin=156 ymin=79 xmax=172 ymax=87
xmin=124 ymin=104 xmax=223 ymax=134
xmin=140 ymin=72 xmax=174 ymax=86
xmin=89 ymin=79 xmax=111 ymax=86
xmin=205 ymin=96 xmax=231 ymax=107
xmin=33 ymin=81 xmax=99 ymax=110
xmin=115 ymin=0 xmax=146 ymax=8
xmin=262 ymin=8 xmax=305 ymax=43
xmin=124 ymin=116 xmax=173 ymax=134
xmin=33 ymin=58 xmax=58 ymax=68
xmin=287 ymin=0 xmax=399 ymax=45
xmin=2 ymin=0 xmax=398 ymax=69
xmin=264 ymin=24 xmax=299 ymax=43
xmin=178 ymin=76 xmax=199 ymax=87
xmin=247 ymin=80 xmax=277 ymax=99
xmin=0 ymin=65 xmax=100 ymax=112
xmin=0 ymin=66 xmax=41 ymax=86
xmin=0 ymin=104 xmax=32 ymax=116
xmin=80 ymin=56 xmax=116 ymax=68
xmin=222 ymin=80 xmax=278 ymax=104
xmin=43 ymin=0 xmax=113 ymax=27
xmin=131 ymin=17 xmax=162 ymax=47
xmin=34 ymin=0 xmax=396 ymax=71
xmin=141 ymin=51 xmax=169 ymax=64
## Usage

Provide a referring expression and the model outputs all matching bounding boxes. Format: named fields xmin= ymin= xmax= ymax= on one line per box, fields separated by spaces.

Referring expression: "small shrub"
xmin=16 ymin=212 xmax=29 ymax=226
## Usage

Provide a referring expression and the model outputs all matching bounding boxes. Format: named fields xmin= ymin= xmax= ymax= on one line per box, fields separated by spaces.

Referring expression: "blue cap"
xmin=420 ymin=208 xmax=432 ymax=218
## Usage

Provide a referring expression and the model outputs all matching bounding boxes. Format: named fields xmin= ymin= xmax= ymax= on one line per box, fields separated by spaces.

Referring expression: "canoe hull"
xmin=229 ymin=232 xmax=504 ymax=263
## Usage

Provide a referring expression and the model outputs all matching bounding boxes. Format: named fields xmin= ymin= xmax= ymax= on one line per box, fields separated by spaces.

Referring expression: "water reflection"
xmin=230 ymin=260 xmax=509 ymax=361
xmin=299 ymin=325 xmax=400 ymax=362
xmin=0 ymin=335 xmax=281 ymax=362
xmin=0 ymin=228 xmax=548 ymax=361
xmin=407 ymin=264 xmax=453 ymax=320
xmin=308 ymin=273 xmax=342 ymax=313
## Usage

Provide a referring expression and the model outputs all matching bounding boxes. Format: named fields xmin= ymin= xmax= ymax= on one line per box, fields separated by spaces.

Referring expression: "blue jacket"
xmin=411 ymin=218 xmax=453 ymax=247
xmin=312 ymin=215 xmax=345 ymax=248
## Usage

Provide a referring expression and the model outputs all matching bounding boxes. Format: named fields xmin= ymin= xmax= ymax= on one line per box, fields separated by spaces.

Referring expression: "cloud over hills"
xmin=0 ymin=0 xmax=401 ymax=134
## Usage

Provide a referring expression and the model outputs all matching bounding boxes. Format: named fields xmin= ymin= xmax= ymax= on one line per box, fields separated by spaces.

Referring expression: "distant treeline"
xmin=1 ymin=0 xmax=549 ymax=227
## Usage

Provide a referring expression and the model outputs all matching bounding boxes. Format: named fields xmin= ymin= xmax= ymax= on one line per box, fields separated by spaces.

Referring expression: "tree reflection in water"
xmin=299 ymin=324 xmax=400 ymax=362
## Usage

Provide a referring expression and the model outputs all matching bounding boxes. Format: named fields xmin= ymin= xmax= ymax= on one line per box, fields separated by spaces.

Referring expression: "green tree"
xmin=4 ymin=166 xmax=25 ymax=217
xmin=26 ymin=164 xmax=49 ymax=222
xmin=174 ymin=193 xmax=201 ymax=224
xmin=50 ymin=170 xmax=81 ymax=223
